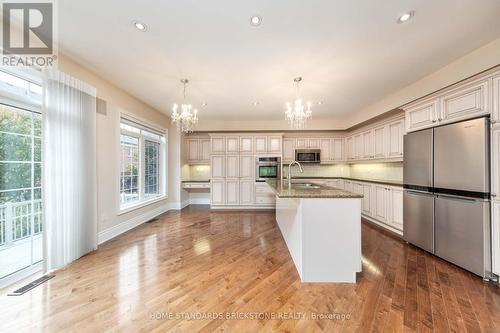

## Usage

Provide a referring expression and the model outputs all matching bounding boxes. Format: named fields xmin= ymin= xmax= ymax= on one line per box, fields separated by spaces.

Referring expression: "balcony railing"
xmin=0 ymin=200 xmax=42 ymax=248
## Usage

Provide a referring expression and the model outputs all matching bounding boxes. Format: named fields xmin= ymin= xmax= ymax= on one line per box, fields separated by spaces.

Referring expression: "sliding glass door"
xmin=0 ymin=71 xmax=43 ymax=283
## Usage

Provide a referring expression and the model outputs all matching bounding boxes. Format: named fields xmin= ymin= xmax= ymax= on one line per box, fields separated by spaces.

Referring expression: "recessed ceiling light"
xmin=397 ymin=11 xmax=414 ymax=24
xmin=132 ymin=20 xmax=148 ymax=31
xmin=317 ymin=101 xmax=323 ymax=105
xmin=202 ymin=102 xmax=207 ymax=106
xmin=253 ymin=101 xmax=259 ymax=106
xmin=250 ymin=15 xmax=262 ymax=26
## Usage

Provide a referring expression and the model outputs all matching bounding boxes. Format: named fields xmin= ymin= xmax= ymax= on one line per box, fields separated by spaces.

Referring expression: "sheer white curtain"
xmin=42 ymin=69 xmax=97 ymax=272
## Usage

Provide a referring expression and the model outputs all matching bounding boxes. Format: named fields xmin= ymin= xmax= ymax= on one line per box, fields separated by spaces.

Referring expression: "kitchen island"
xmin=266 ymin=179 xmax=363 ymax=283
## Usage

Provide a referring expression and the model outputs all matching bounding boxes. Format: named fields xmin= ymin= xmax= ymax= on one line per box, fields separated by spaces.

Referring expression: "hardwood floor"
xmin=1 ymin=205 xmax=500 ymax=332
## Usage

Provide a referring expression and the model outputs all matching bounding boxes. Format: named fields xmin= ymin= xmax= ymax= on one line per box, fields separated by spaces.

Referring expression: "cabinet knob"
xmin=438 ymin=118 xmax=442 ymax=121
xmin=491 ymin=120 xmax=497 ymax=124
xmin=432 ymin=120 xmax=437 ymax=123
xmin=493 ymin=194 xmax=497 ymax=197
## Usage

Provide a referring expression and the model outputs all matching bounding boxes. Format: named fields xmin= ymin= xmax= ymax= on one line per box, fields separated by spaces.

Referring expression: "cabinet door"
xmin=373 ymin=185 xmax=389 ymax=223
xmin=296 ymin=138 xmax=307 ymax=149
xmin=320 ymin=139 xmax=331 ymax=162
xmin=352 ymin=182 xmax=363 ymax=195
xmin=387 ymin=120 xmax=403 ymax=158
xmin=186 ymin=139 xmax=199 ymax=163
xmin=226 ymin=136 xmax=239 ymax=154
xmin=354 ymin=134 xmax=363 ymax=159
xmin=362 ymin=130 xmax=373 ymax=159
xmin=373 ymin=125 xmax=386 ymax=159
xmin=362 ymin=183 xmax=373 ymax=216
xmin=404 ymin=99 xmax=439 ymax=132
xmin=226 ymin=155 xmax=239 ymax=178
xmin=389 ymin=187 xmax=403 ymax=231
xmin=346 ymin=137 xmax=354 ymax=160
xmin=211 ymin=136 xmax=226 ymax=154
xmin=254 ymin=136 xmax=267 ymax=153
xmin=440 ymin=79 xmax=489 ymax=123
xmin=268 ymin=136 xmax=282 ymax=153
xmin=239 ymin=136 xmax=254 ymax=154
xmin=239 ymin=179 xmax=254 ymax=205
xmin=225 ymin=179 xmax=239 ymax=205
xmin=210 ymin=180 xmax=225 ymax=205
xmin=308 ymin=138 xmax=320 ymax=148
xmin=200 ymin=139 xmax=211 ymax=162
xmin=493 ymin=74 xmax=500 ymax=125
xmin=331 ymin=138 xmax=343 ymax=161
xmin=492 ymin=129 xmax=500 ymax=200
xmin=211 ymin=155 xmax=225 ymax=178
xmin=283 ymin=138 xmax=295 ymax=162
xmin=492 ymin=202 xmax=500 ymax=276
xmin=239 ymin=155 xmax=254 ymax=179
xmin=344 ymin=180 xmax=353 ymax=192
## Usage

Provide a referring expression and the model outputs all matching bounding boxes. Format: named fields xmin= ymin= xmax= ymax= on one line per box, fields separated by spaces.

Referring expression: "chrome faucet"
xmin=287 ymin=160 xmax=303 ymax=183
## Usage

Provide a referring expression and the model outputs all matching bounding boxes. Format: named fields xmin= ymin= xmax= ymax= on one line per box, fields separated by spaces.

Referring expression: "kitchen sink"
xmin=292 ymin=183 xmax=321 ymax=189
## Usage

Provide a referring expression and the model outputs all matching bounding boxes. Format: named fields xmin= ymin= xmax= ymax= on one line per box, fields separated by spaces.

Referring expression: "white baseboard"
xmin=98 ymin=201 xmax=184 ymax=244
xmin=189 ymin=198 xmax=210 ymax=205
xmin=210 ymin=205 xmax=276 ymax=210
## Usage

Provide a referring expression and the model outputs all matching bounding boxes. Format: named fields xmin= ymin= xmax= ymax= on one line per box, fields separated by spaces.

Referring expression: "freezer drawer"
xmin=435 ymin=195 xmax=491 ymax=277
xmin=434 ymin=117 xmax=489 ymax=193
xmin=403 ymin=129 xmax=433 ymax=188
xmin=403 ymin=190 xmax=434 ymax=253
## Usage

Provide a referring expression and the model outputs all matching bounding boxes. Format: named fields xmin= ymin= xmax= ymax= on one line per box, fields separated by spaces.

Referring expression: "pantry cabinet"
xmin=225 ymin=179 xmax=239 ymax=205
xmin=211 ymin=136 xmax=226 ymax=154
xmin=492 ymin=201 xmax=500 ymax=276
xmin=211 ymin=155 xmax=225 ymax=178
xmin=226 ymin=136 xmax=239 ymax=154
xmin=239 ymin=155 xmax=254 ymax=178
xmin=239 ymin=179 xmax=254 ymax=205
xmin=225 ymin=155 xmax=239 ymax=178
xmin=210 ymin=179 xmax=225 ymax=206
xmin=239 ymin=136 xmax=254 ymax=154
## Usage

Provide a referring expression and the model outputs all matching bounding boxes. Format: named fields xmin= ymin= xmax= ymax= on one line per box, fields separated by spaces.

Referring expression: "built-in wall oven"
xmin=295 ymin=149 xmax=321 ymax=163
xmin=255 ymin=157 xmax=281 ymax=182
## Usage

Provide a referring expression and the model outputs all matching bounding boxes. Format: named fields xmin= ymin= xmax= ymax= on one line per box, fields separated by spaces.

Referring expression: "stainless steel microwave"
xmin=295 ymin=149 xmax=321 ymax=163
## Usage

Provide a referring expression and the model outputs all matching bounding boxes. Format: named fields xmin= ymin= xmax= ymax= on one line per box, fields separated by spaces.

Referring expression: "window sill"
xmin=118 ymin=195 xmax=168 ymax=216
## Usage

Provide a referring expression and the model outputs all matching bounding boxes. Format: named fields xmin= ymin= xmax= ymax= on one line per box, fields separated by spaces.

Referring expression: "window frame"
xmin=118 ymin=115 xmax=167 ymax=214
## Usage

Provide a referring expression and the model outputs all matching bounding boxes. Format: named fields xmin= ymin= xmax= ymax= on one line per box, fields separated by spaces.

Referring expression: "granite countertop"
xmin=290 ymin=176 xmax=403 ymax=187
xmin=266 ymin=179 xmax=363 ymax=199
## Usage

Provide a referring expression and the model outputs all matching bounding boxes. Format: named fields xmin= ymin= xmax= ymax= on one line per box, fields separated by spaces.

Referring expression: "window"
xmin=119 ymin=118 xmax=166 ymax=210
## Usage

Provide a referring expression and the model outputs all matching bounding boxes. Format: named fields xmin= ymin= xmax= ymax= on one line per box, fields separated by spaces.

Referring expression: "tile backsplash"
xmin=284 ymin=162 xmax=403 ymax=182
xmin=183 ymin=164 xmax=211 ymax=181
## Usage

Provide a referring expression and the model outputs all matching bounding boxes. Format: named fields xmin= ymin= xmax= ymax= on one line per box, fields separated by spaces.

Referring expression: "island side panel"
xmin=301 ymin=198 xmax=362 ymax=283
xmin=275 ymin=197 xmax=303 ymax=279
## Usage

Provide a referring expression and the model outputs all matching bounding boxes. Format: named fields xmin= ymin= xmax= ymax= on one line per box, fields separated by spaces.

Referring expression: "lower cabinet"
xmin=373 ymin=185 xmax=390 ymax=223
xmin=492 ymin=201 xmax=500 ymax=276
xmin=210 ymin=179 xmax=225 ymax=206
xmin=388 ymin=187 xmax=404 ymax=231
xmin=255 ymin=182 xmax=276 ymax=206
xmin=239 ymin=179 xmax=254 ymax=205
xmin=225 ymin=179 xmax=239 ymax=205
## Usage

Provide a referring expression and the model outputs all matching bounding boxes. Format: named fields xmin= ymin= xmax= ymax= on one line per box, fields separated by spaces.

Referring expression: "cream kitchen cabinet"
xmin=373 ymin=185 xmax=390 ymax=224
xmin=239 ymin=136 xmax=254 ymax=154
xmin=226 ymin=155 xmax=239 ymax=178
xmin=346 ymin=136 xmax=354 ymax=160
xmin=361 ymin=183 xmax=373 ymax=216
xmin=492 ymin=129 xmax=500 ymax=200
xmin=255 ymin=182 xmax=275 ymax=206
xmin=211 ymin=155 xmax=225 ymax=178
xmin=320 ymin=139 xmax=331 ymax=161
xmin=331 ymin=138 xmax=344 ymax=161
xmin=239 ymin=179 xmax=254 ymax=205
xmin=362 ymin=130 xmax=373 ymax=159
xmin=388 ymin=187 xmax=403 ymax=231
xmin=372 ymin=125 xmax=386 ymax=159
xmin=268 ymin=136 xmax=282 ymax=154
xmin=404 ymin=99 xmax=439 ymax=132
xmin=387 ymin=120 xmax=403 ymax=158
xmin=296 ymin=138 xmax=320 ymax=149
xmin=354 ymin=134 xmax=363 ymax=160
xmin=439 ymin=79 xmax=489 ymax=124
xmin=239 ymin=155 xmax=254 ymax=178
xmin=211 ymin=136 xmax=226 ymax=154
xmin=226 ymin=136 xmax=239 ymax=154
xmin=210 ymin=179 xmax=225 ymax=206
xmin=493 ymin=74 xmax=500 ymax=126
xmin=492 ymin=201 xmax=500 ymax=276
xmin=186 ymin=138 xmax=211 ymax=164
xmin=254 ymin=136 xmax=267 ymax=153
xmin=283 ymin=138 xmax=295 ymax=162
xmin=225 ymin=179 xmax=239 ymax=205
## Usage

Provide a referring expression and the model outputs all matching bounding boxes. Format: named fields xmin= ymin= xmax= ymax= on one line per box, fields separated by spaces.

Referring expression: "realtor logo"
xmin=1 ymin=0 xmax=57 ymax=67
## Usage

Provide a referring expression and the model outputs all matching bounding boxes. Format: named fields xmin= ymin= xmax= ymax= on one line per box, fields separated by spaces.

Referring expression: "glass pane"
xmin=144 ymin=140 xmax=160 ymax=198
xmin=120 ymin=134 xmax=139 ymax=206
xmin=0 ymin=104 xmax=32 ymax=135
xmin=0 ymin=133 xmax=32 ymax=161
xmin=0 ymin=162 xmax=32 ymax=191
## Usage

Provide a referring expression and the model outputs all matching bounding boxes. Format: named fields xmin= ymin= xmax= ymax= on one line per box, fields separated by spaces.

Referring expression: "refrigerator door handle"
xmin=405 ymin=189 xmax=434 ymax=196
xmin=436 ymin=193 xmax=486 ymax=203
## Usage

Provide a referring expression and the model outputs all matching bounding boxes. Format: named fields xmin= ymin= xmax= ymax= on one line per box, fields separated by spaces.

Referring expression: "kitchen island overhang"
xmin=267 ymin=179 xmax=363 ymax=283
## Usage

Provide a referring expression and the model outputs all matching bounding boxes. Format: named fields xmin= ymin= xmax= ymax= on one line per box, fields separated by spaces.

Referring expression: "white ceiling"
xmin=59 ymin=0 xmax=500 ymax=122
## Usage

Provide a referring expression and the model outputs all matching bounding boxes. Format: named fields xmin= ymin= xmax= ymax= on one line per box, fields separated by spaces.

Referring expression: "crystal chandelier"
xmin=285 ymin=77 xmax=312 ymax=129
xmin=172 ymin=79 xmax=199 ymax=133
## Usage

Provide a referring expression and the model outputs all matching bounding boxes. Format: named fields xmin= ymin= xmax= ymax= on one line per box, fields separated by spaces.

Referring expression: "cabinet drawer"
xmin=255 ymin=194 xmax=276 ymax=204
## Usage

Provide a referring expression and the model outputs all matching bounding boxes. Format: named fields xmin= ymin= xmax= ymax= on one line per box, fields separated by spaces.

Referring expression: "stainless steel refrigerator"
xmin=403 ymin=117 xmax=493 ymax=279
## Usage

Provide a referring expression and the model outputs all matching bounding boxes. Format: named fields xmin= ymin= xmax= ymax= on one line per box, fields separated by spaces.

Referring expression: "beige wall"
xmin=58 ymin=54 xmax=181 ymax=233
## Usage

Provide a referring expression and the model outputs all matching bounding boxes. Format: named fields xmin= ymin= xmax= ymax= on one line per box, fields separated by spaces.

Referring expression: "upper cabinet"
xmin=226 ymin=136 xmax=239 ymax=154
xmin=387 ymin=119 xmax=404 ymax=158
xmin=331 ymin=138 xmax=344 ymax=161
xmin=268 ymin=136 xmax=282 ymax=154
xmin=404 ymin=72 xmax=498 ymax=133
xmin=186 ymin=137 xmax=211 ymax=164
xmin=283 ymin=138 xmax=295 ymax=163
xmin=254 ymin=136 xmax=267 ymax=153
xmin=239 ymin=136 xmax=254 ymax=154
xmin=211 ymin=136 xmax=226 ymax=154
